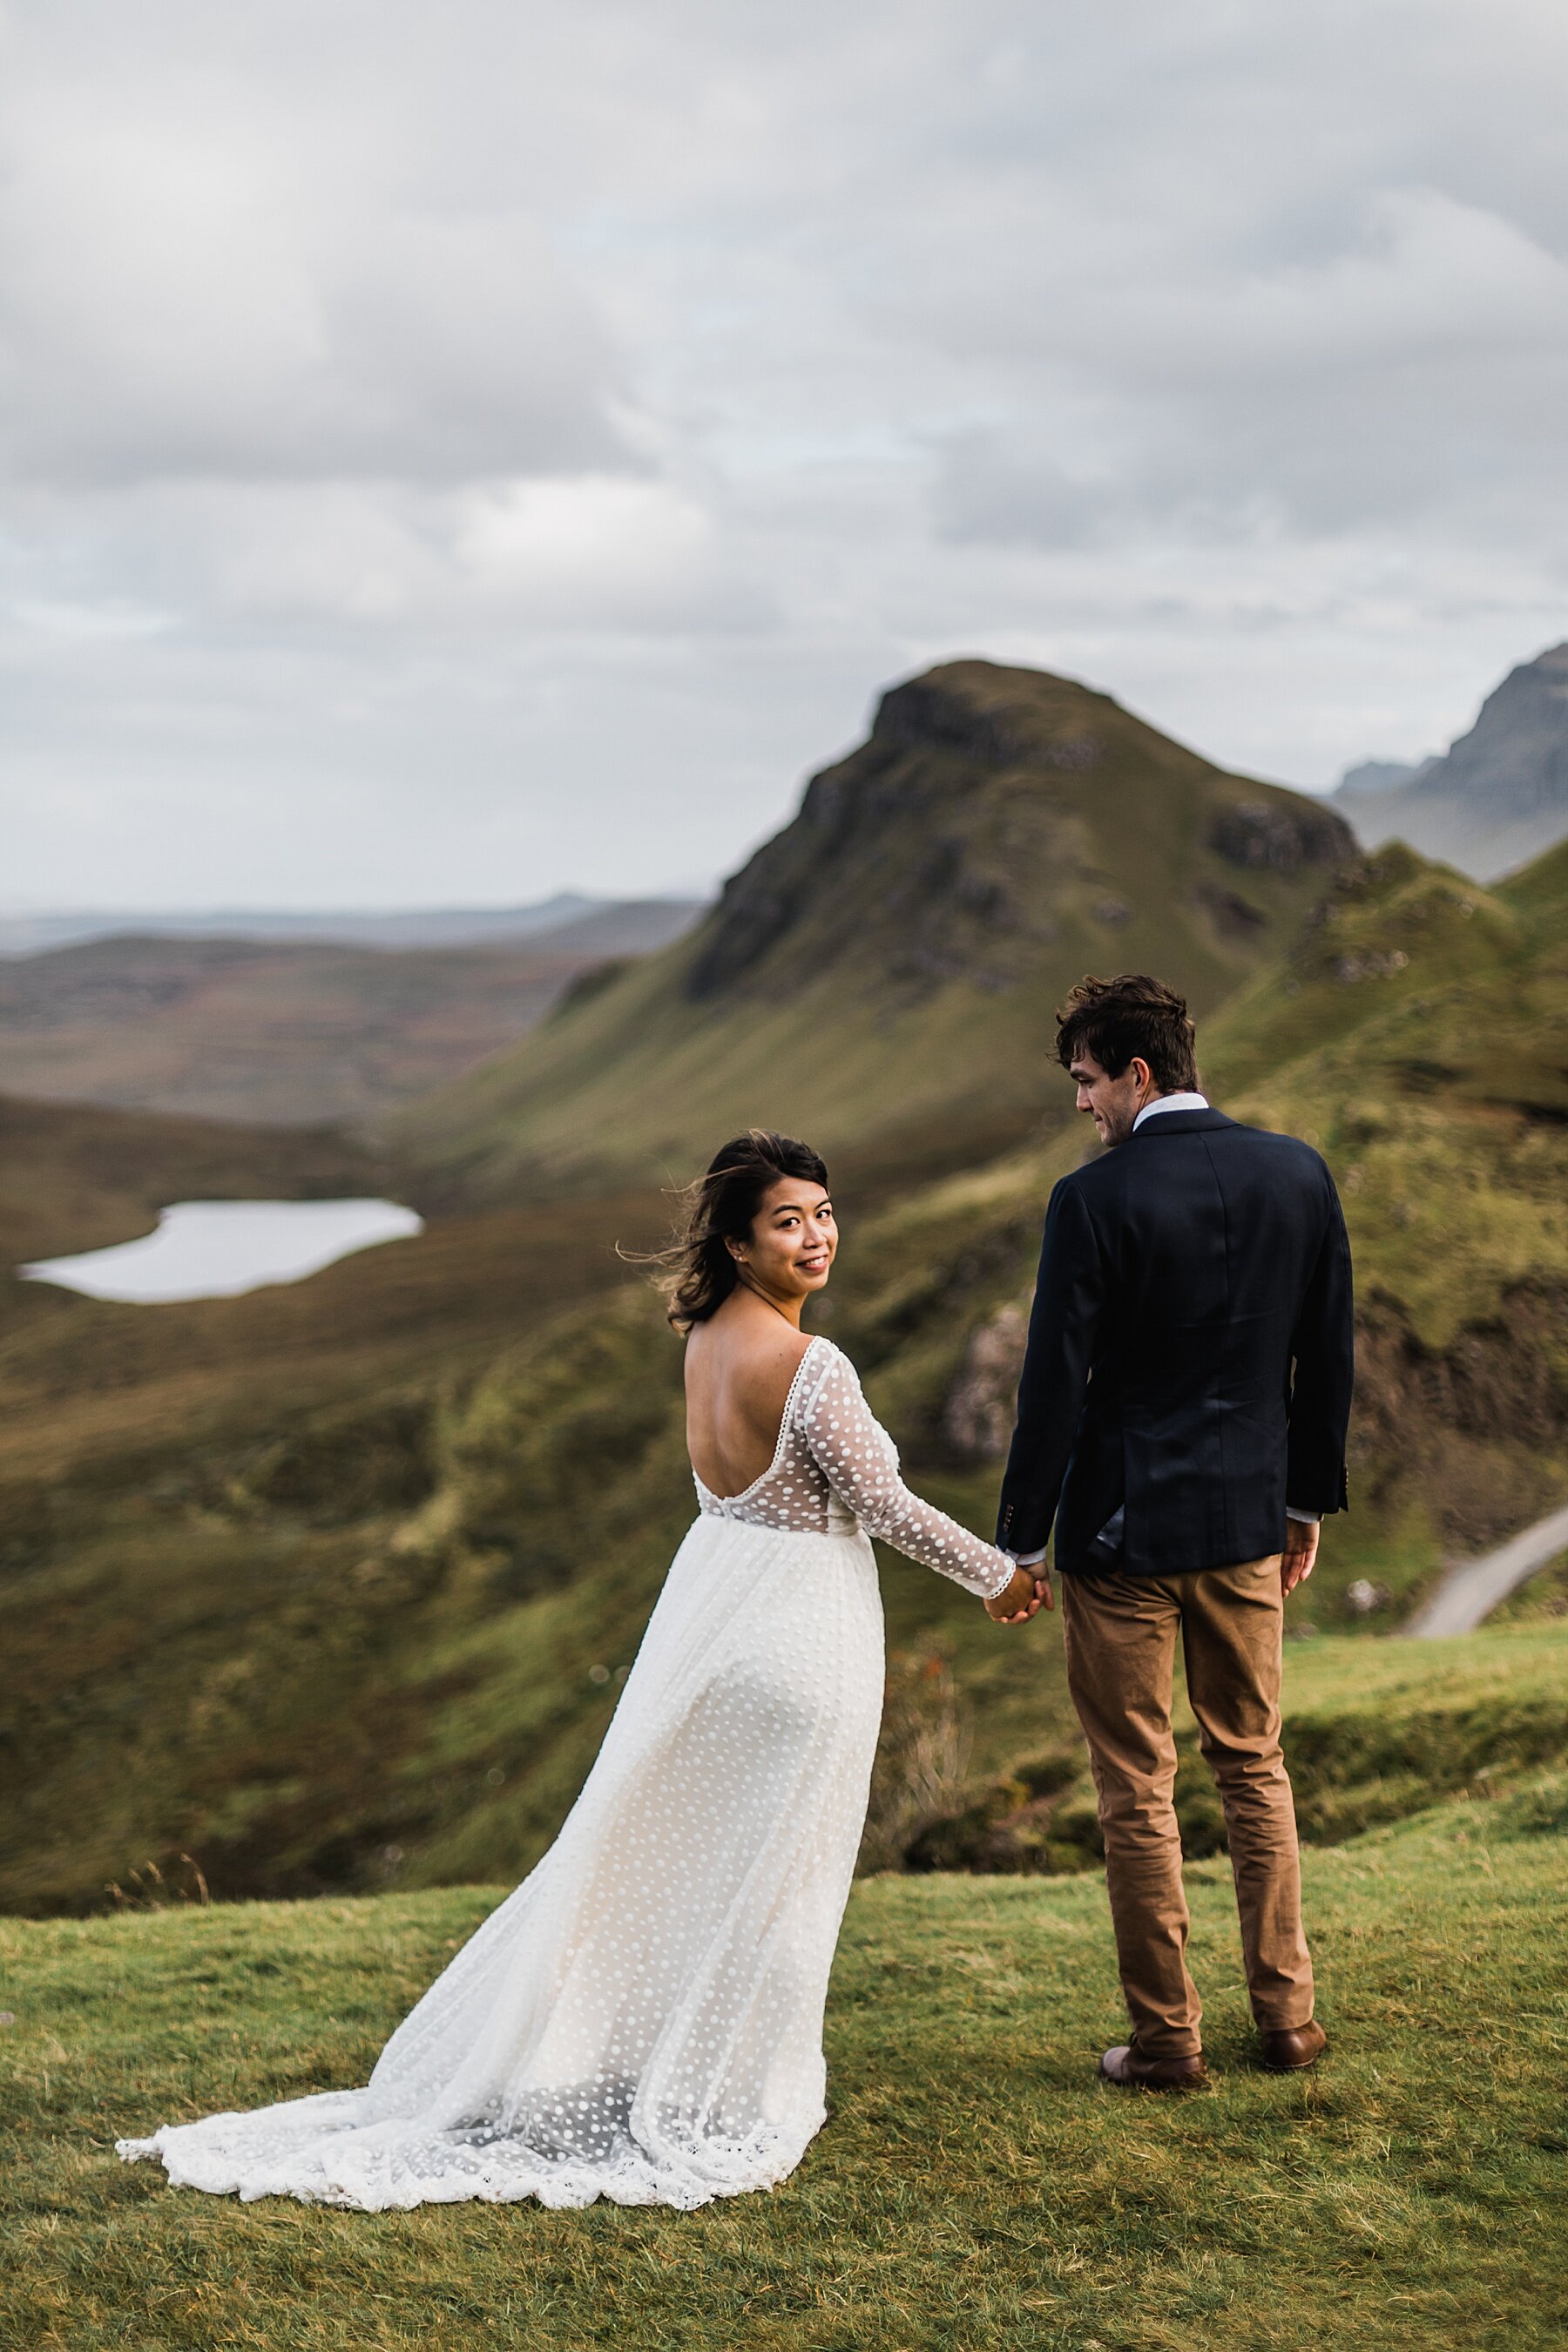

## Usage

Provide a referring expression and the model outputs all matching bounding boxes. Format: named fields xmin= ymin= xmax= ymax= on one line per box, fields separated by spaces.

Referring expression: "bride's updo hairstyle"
xmin=662 ymin=1130 xmax=829 ymax=1333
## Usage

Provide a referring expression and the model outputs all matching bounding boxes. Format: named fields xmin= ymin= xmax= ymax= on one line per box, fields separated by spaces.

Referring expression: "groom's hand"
xmin=985 ymin=1564 xmax=1052 ymax=1624
xmin=1281 ymin=1518 xmax=1320 ymax=1598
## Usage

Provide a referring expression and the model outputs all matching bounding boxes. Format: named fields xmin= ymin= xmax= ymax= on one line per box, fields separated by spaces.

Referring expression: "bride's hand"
xmin=984 ymin=1563 xmax=1051 ymax=1623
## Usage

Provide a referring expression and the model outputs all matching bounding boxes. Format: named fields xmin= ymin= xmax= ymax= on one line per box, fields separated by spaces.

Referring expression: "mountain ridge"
xmin=395 ymin=659 xmax=1355 ymax=1204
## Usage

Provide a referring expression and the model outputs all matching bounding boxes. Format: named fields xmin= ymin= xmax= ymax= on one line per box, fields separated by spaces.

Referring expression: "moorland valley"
xmin=0 ymin=896 xmax=700 ymax=1128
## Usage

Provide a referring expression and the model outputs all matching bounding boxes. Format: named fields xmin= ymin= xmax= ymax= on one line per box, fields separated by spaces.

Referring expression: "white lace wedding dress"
xmin=118 ymin=1335 xmax=1010 ymax=2211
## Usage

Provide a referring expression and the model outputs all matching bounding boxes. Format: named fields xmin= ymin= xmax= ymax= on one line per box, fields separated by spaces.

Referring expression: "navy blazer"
xmin=995 ymin=1108 xmax=1353 ymax=1578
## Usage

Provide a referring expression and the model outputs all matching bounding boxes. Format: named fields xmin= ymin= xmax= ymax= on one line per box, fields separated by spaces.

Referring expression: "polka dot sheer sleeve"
xmin=796 ymin=1343 xmax=1014 ymax=1598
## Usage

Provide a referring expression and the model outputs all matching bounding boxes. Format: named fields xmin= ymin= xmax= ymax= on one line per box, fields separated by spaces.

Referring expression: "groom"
xmin=997 ymin=973 xmax=1353 ymax=2088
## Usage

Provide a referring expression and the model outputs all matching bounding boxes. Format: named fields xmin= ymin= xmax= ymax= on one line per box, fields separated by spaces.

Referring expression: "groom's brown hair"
xmin=1056 ymin=973 xmax=1199 ymax=1093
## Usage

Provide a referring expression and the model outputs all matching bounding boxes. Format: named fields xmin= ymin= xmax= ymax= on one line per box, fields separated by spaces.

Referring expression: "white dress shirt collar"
xmin=1132 ymin=1091 xmax=1210 ymax=1132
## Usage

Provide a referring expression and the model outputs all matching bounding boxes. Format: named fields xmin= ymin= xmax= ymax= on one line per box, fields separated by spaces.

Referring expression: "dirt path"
xmin=1402 ymin=1501 xmax=1568 ymax=1637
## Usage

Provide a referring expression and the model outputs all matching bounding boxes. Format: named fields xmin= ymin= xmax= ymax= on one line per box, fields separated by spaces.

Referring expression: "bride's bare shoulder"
xmin=685 ymin=1301 xmax=818 ymax=1412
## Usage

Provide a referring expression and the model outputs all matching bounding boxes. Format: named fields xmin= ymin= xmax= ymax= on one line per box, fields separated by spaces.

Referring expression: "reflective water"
xmin=19 ymin=1199 xmax=424 ymax=1304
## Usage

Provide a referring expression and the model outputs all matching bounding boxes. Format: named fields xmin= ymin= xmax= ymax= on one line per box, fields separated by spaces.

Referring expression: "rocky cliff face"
xmin=1337 ymin=643 xmax=1568 ymax=881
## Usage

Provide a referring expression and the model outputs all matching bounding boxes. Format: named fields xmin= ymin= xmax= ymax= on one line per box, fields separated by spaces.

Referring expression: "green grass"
xmin=1206 ymin=848 xmax=1568 ymax=1353
xmin=881 ymin=1615 xmax=1568 ymax=1878
xmin=1223 ymin=1619 xmax=1568 ymax=1842
xmin=3 ymin=1743 xmax=1565 ymax=2349
xmin=1491 ymin=1549 xmax=1568 ymax=1625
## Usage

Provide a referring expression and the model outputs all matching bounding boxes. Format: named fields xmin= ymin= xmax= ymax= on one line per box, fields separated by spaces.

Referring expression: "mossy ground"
xmin=3 ymin=1734 xmax=1565 ymax=2350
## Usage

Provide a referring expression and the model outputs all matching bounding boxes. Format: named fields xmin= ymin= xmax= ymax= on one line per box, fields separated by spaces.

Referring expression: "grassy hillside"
xmin=1212 ymin=841 xmax=1568 ymax=1554
xmin=394 ymin=659 xmax=1353 ymax=1203
xmin=0 ymin=900 xmax=698 ymax=1130
xmin=4 ymin=1632 xmax=1566 ymax=2349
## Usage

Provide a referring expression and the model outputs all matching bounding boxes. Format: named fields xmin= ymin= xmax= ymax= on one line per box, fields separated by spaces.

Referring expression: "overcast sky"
xmin=3 ymin=0 xmax=1566 ymax=909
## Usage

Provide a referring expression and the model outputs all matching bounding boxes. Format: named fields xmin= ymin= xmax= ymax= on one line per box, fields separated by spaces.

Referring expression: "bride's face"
xmin=736 ymin=1178 xmax=837 ymax=1301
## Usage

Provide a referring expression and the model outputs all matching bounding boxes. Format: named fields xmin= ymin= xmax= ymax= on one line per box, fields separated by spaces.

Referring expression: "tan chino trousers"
xmin=1061 ymin=1555 xmax=1315 ymax=2059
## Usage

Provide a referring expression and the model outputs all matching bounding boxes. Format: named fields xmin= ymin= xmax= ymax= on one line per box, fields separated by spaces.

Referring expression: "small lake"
xmin=18 ymin=1199 xmax=425 ymax=1304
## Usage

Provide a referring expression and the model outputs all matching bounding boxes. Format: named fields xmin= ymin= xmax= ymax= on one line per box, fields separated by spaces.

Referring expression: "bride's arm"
xmin=798 ymin=1349 xmax=1017 ymax=1600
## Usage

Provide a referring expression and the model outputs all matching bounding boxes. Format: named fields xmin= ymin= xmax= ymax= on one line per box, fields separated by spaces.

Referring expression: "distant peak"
xmin=1333 ymin=637 xmax=1568 ymax=878
xmin=1337 ymin=758 xmax=1428 ymax=799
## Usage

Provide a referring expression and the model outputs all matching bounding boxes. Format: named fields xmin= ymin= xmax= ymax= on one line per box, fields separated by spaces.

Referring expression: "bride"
xmin=119 ymin=1131 xmax=1046 ymax=2211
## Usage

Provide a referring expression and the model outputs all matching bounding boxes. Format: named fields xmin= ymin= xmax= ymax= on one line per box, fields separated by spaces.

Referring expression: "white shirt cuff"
xmin=1003 ymin=1546 xmax=1050 ymax=1568
xmin=1284 ymin=1508 xmax=1321 ymax=1524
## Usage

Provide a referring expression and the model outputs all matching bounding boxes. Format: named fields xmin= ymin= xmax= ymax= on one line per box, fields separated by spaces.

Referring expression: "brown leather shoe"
xmin=1099 ymin=2042 xmax=1207 ymax=2090
xmin=1260 ymin=2021 xmax=1327 ymax=2072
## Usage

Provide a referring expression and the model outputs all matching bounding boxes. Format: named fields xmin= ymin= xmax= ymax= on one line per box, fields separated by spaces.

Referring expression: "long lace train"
xmin=118 ymin=1514 xmax=884 ymax=2208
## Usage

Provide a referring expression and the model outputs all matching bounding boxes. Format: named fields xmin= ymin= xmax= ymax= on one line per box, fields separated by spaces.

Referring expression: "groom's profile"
xmin=997 ymin=973 xmax=1354 ymax=2088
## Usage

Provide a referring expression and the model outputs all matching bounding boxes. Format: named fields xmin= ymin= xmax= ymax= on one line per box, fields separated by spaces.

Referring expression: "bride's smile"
xmin=727 ymin=1179 xmax=837 ymax=1306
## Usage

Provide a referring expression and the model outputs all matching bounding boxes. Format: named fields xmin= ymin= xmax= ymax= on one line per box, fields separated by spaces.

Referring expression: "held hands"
xmin=1281 ymin=1517 xmax=1320 ymax=1599
xmin=984 ymin=1562 xmax=1052 ymax=1625
xmin=983 ymin=1530 xmax=1321 ymax=1612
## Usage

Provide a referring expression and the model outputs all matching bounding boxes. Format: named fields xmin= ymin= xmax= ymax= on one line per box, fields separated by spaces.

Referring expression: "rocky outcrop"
xmin=941 ymin=1296 xmax=1030 ymax=1459
xmin=1349 ymin=1284 xmax=1568 ymax=1549
xmin=1210 ymin=797 xmax=1355 ymax=875
xmin=873 ymin=674 xmax=1105 ymax=772
xmin=685 ymin=667 xmax=1077 ymax=1002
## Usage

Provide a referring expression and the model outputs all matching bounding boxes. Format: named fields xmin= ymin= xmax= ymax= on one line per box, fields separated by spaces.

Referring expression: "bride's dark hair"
xmin=659 ymin=1131 xmax=830 ymax=1334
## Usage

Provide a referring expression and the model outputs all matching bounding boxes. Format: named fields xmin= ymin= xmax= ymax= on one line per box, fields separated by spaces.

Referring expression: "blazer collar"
xmin=1129 ymin=1107 xmax=1238 ymax=1139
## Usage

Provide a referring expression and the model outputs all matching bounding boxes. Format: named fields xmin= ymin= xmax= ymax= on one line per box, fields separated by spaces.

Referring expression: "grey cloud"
xmin=0 ymin=52 xmax=631 ymax=487
xmin=929 ymin=432 xmax=1108 ymax=551
xmin=3 ymin=0 xmax=1567 ymax=909
xmin=928 ymin=179 xmax=1568 ymax=546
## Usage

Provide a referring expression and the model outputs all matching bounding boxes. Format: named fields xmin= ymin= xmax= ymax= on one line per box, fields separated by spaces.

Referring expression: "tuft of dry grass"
xmin=858 ymin=1652 xmax=974 ymax=1876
